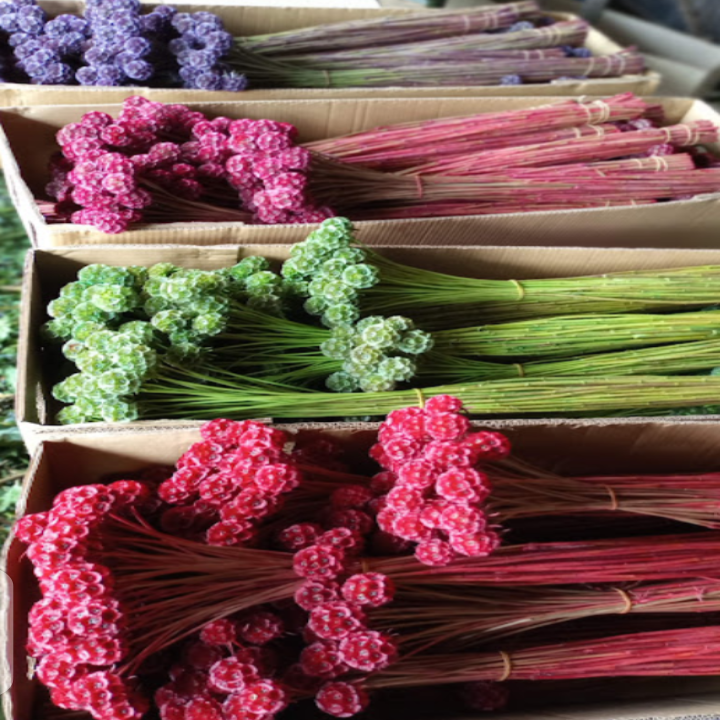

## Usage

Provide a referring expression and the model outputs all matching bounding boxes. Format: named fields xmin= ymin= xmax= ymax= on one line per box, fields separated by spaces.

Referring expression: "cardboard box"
xmin=6 ymin=422 xmax=720 ymax=719
xmin=2 ymin=95 xmax=719 ymax=250
xmin=0 ymin=2 xmax=658 ymax=110
xmin=19 ymin=242 xmax=720 ymax=453
xmin=542 ymin=0 xmax=720 ymax=97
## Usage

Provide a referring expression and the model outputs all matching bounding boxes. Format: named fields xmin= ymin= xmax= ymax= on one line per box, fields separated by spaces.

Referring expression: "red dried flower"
xmin=315 ymin=681 xmax=369 ymax=718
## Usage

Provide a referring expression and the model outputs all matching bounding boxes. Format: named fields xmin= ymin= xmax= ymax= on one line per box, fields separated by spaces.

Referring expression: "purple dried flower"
xmin=76 ymin=65 xmax=98 ymax=85
xmin=508 ymin=21 xmax=535 ymax=32
xmin=16 ymin=5 xmax=45 ymax=34
xmin=171 ymin=13 xmax=196 ymax=34
xmin=221 ymin=72 xmax=247 ymax=92
xmin=112 ymin=10 xmax=141 ymax=35
xmin=95 ymin=63 xmax=124 ymax=85
xmin=43 ymin=61 xmax=73 ymax=84
xmin=570 ymin=47 xmax=592 ymax=58
xmin=185 ymin=48 xmax=220 ymax=69
xmin=9 ymin=32 xmax=35 ymax=49
xmin=0 ymin=14 xmax=20 ymax=33
xmin=204 ymin=30 xmax=233 ymax=54
xmin=194 ymin=70 xmax=223 ymax=90
xmin=500 ymin=74 xmax=523 ymax=85
xmin=122 ymin=58 xmax=153 ymax=81
xmin=123 ymin=35 xmax=151 ymax=57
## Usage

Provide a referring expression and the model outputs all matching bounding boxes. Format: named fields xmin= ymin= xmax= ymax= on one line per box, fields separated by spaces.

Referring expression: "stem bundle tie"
xmin=510 ymin=279 xmax=526 ymax=301
xmin=414 ymin=387 xmax=426 ymax=409
xmin=415 ymin=175 xmax=424 ymax=200
xmin=614 ymin=587 xmax=634 ymax=614
xmin=324 ymin=69 xmax=332 ymax=88
xmin=498 ymin=651 xmax=513 ymax=682
xmin=462 ymin=14 xmax=472 ymax=32
xmin=605 ymin=485 xmax=619 ymax=511
xmin=586 ymin=99 xmax=611 ymax=125
xmin=514 ymin=363 xmax=525 ymax=378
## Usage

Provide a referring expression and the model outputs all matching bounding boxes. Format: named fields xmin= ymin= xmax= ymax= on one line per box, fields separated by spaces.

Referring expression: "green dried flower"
xmin=349 ymin=344 xmax=384 ymax=367
xmin=75 ymin=350 xmax=114 ymax=376
xmin=97 ymin=369 xmax=136 ymax=395
xmin=360 ymin=321 xmax=401 ymax=351
xmin=359 ymin=372 xmax=395 ymax=393
xmin=230 ymin=256 xmax=270 ymax=282
xmin=41 ymin=318 xmax=75 ymax=343
xmin=61 ymin=339 xmax=84 ymax=362
xmin=57 ymin=405 xmax=87 ymax=425
xmin=322 ymin=303 xmax=360 ymax=328
xmin=326 ymin=371 xmax=360 ymax=393
xmin=100 ymin=400 xmax=139 ymax=423
xmin=192 ymin=313 xmax=226 ymax=336
xmin=52 ymin=373 xmax=84 ymax=403
xmin=151 ymin=310 xmax=189 ymax=335
xmin=47 ymin=297 xmax=77 ymax=319
xmin=148 ymin=262 xmax=177 ymax=278
xmin=398 ymin=329 xmax=434 ymax=355
xmin=59 ymin=282 xmax=86 ymax=302
xmin=246 ymin=271 xmax=283 ymax=296
xmin=86 ymin=284 xmax=139 ymax=313
xmin=322 ymin=281 xmax=357 ymax=305
xmin=72 ymin=321 xmax=107 ymax=342
xmin=320 ymin=337 xmax=354 ymax=361
xmin=386 ymin=316 xmax=415 ymax=333
xmin=377 ymin=356 xmax=416 ymax=383
xmin=304 ymin=296 xmax=328 ymax=317
xmin=319 ymin=258 xmax=351 ymax=278
xmin=118 ymin=321 xmax=157 ymax=346
xmin=341 ymin=263 xmax=379 ymax=290
xmin=74 ymin=301 xmax=112 ymax=323
xmin=334 ymin=247 xmax=365 ymax=265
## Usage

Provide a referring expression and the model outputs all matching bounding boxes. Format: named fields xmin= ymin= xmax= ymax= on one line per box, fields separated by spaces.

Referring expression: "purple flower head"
xmin=194 ymin=70 xmax=223 ymax=91
xmin=0 ymin=2 xmax=15 ymax=16
xmin=45 ymin=14 xmax=86 ymax=36
xmin=28 ymin=47 xmax=57 ymax=66
xmin=153 ymin=5 xmax=176 ymax=20
xmin=95 ymin=63 xmax=124 ymax=86
xmin=16 ymin=5 xmax=45 ymax=34
xmin=178 ymin=65 xmax=200 ymax=84
xmin=123 ymin=35 xmax=151 ymax=58
xmin=112 ymin=10 xmax=141 ymax=35
xmin=171 ymin=13 xmax=196 ymax=35
xmin=140 ymin=13 xmax=163 ymax=34
xmin=76 ymin=65 xmax=98 ymax=85
xmin=192 ymin=11 xmax=223 ymax=29
xmin=0 ymin=13 xmax=20 ymax=33
xmin=508 ymin=21 xmax=535 ymax=32
xmin=185 ymin=48 xmax=220 ymax=70
xmin=204 ymin=30 xmax=233 ymax=54
xmin=8 ymin=31 xmax=33 ymax=48
xmin=570 ymin=47 xmax=592 ymax=58
xmin=43 ymin=61 xmax=74 ymax=84
xmin=500 ymin=74 xmax=523 ymax=85
xmin=221 ymin=72 xmax=247 ymax=92
xmin=123 ymin=58 xmax=153 ymax=81
xmin=90 ymin=24 xmax=118 ymax=44
xmin=168 ymin=38 xmax=193 ymax=55
xmin=84 ymin=45 xmax=114 ymax=66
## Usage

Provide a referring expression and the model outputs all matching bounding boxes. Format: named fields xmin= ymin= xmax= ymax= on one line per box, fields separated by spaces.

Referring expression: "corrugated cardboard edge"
xmin=3 ymin=95 xmax=714 ymax=251
xmin=19 ymin=242 xmax=720 ymax=453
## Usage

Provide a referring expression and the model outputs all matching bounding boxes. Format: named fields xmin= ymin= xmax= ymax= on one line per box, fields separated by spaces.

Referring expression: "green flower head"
xmin=192 ymin=313 xmax=226 ymax=336
xmin=86 ymin=284 xmax=139 ymax=313
xmin=74 ymin=301 xmax=112 ymax=324
xmin=97 ymin=369 xmax=140 ymax=396
xmin=84 ymin=330 xmax=116 ymax=353
xmin=334 ymin=247 xmax=365 ymax=265
xmin=349 ymin=343 xmax=384 ymax=367
xmin=398 ymin=329 xmax=434 ymax=355
xmin=326 ymin=371 xmax=360 ymax=393
xmin=377 ymin=356 xmax=416 ymax=383
xmin=52 ymin=373 xmax=85 ymax=403
xmin=246 ymin=271 xmax=283 ymax=296
xmin=360 ymin=321 xmax=401 ymax=351
xmin=78 ymin=264 xmax=135 ymax=287
xmin=341 ymin=263 xmax=379 ymax=290
xmin=319 ymin=258 xmax=351 ymax=278
xmin=74 ymin=395 xmax=104 ymax=420
xmin=72 ymin=321 xmax=107 ymax=342
xmin=359 ymin=372 xmax=395 ymax=393
xmin=304 ymin=296 xmax=328 ymax=317
xmin=56 ymin=405 xmax=88 ymax=425
xmin=322 ymin=281 xmax=357 ymax=305
xmin=100 ymin=400 xmax=139 ymax=423
xmin=282 ymin=279 xmax=309 ymax=297
xmin=61 ymin=339 xmax=84 ymax=362
xmin=151 ymin=310 xmax=189 ymax=336
xmin=322 ymin=303 xmax=360 ymax=328
xmin=230 ymin=256 xmax=271 ymax=282
xmin=356 ymin=316 xmax=385 ymax=333
xmin=115 ymin=346 xmax=157 ymax=380
xmin=193 ymin=296 xmax=229 ymax=315
xmin=386 ymin=316 xmax=415 ymax=333
xmin=148 ymin=262 xmax=178 ymax=278
xmin=47 ymin=297 xmax=77 ymax=319
xmin=59 ymin=281 xmax=86 ymax=302
xmin=321 ymin=217 xmax=354 ymax=235
xmin=320 ymin=337 xmax=354 ymax=361
xmin=144 ymin=297 xmax=171 ymax=316
xmin=75 ymin=350 xmax=114 ymax=376
xmin=118 ymin=321 xmax=157 ymax=346
xmin=41 ymin=318 xmax=75 ymax=343
xmin=247 ymin=295 xmax=283 ymax=316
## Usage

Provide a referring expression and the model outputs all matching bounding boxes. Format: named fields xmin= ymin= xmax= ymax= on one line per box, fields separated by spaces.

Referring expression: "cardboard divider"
xmin=5 ymin=421 xmax=720 ymax=719
xmin=18 ymin=242 xmax=720 ymax=453
xmin=1 ymin=95 xmax=717 ymax=250
xmin=0 ymin=3 xmax=658 ymax=109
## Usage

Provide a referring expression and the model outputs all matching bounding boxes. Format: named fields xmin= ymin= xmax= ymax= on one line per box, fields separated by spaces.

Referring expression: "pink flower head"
xmin=339 ymin=630 xmax=397 ymax=672
xmin=315 ymin=681 xmax=369 ymax=718
xmin=277 ymin=523 xmax=322 ymax=552
xmin=369 ymin=471 xmax=396 ymax=495
xmin=415 ymin=538 xmax=454 ymax=567
xmin=318 ymin=527 xmax=365 ymax=555
xmin=464 ymin=431 xmax=512 ymax=462
xmin=236 ymin=610 xmax=284 ymax=646
xmin=294 ymin=580 xmax=341 ymax=611
xmin=235 ymin=679 xmax=288 ymax=715
xmin=424 ymin=411 xmax=470 ymax=442
xmin=293 ymin=544 xmax=346 ymax=580
xmin=300 ymin=641 xmax=348 ymax=679
xmin=341 ymin=573 xmax=394 ymax=608
xmin=200 ymin=618 xmax=236 ymax=646
xmin=209 ymin=656 xmax=259 ymax=693
xmin=435 ymin=468 xmax=491 ymax=504
xmin=308 ymin=602 xmax=366 ymax=641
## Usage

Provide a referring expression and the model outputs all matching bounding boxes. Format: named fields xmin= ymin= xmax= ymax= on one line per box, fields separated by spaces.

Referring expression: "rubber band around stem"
xmin=498 ymin=651 xmax=513 ymax=682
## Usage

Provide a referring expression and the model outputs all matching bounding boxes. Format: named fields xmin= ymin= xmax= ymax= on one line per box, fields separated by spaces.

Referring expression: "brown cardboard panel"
xmin=0 ymin=5 xmax=658 ymax=109
xmin=7 ymin=422 xmax=720 ymax=719
xmin=18 ymin=242 xmax=720 ymax=451
xmin=0 ymin=96 xmax=713 ymax=250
